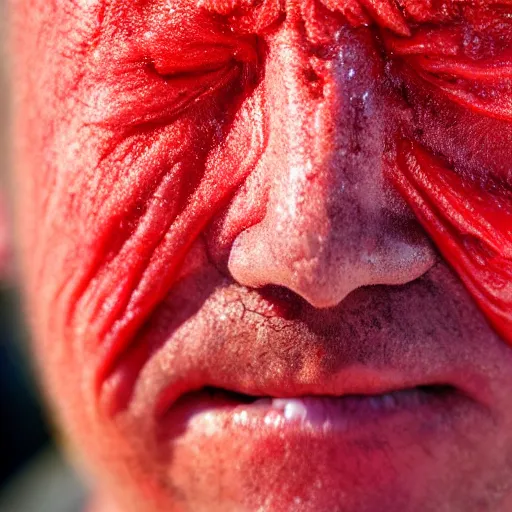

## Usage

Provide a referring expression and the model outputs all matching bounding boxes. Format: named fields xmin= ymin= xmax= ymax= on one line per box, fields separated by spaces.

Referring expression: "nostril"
xmin=257 ymin=285 xmax=305 ymax=320
xmin=302 ymin=65 xmax=324 ymax=99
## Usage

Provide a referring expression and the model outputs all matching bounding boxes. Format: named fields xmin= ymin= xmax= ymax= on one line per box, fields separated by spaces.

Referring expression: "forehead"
xmin=12 ymin=0 xmax=512 ymax=64
xmin=12 ymin=0 xmax=512 ymax=51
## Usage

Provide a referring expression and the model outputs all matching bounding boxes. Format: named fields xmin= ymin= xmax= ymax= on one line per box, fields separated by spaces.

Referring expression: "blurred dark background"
xmin=0 ymin=287 xmax=50 ymax=485
xmin=0 ymin=4 xmax=87 ymax=511
xmin=0 ymin=289 xmax=86 ymax=511
xmin=0 ymin=0 xmax=52 ymax=488
xmin=0 ymin=0 xmax=49 ymax=486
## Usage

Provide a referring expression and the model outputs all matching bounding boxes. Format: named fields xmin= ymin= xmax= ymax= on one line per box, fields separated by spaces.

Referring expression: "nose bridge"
xmin=261 ymin=24 xmax=385 ymax=252
xmin=263 ymin=32 xmax=333 ymax=247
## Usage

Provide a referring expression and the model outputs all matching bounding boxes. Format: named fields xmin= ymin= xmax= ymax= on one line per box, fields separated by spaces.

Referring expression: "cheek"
xmin=382 ymin=7 xmax=512 ymax=348
xmin=13 ymin=0 xmax=264 ymax=387
xmin=389 ymin=140 xmax=512 ymax=346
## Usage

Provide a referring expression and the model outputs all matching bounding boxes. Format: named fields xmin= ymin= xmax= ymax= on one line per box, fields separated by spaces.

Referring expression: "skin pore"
xmin=9 ymin=0 xmax=512 ymax=511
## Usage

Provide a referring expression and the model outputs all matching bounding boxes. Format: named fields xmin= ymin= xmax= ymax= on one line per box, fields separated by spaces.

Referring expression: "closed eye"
xmin=91 ymin=58 xmax=244 ymax=131
xmin=148 ymin=42 xmax=243 ymax=78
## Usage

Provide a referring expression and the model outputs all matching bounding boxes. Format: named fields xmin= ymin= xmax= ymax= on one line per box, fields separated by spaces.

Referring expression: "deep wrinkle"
xmin=390 ymin=141 xmax=512 ymax=345
xmin=91 ymin=0 xmax=512 ymax=377
xmin=381 ymin=1 xmax=512 ymax=346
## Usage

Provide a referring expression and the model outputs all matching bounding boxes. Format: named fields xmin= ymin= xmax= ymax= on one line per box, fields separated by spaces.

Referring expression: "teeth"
xmin=272 ymin=398 xmax=308 ymax=421
xmin=271 ymin=399 xmax=290 ymax=410
xmin=284 ymin=401 xmax=308 ymax=421
xmin=369 ymin=393 xmax=398 ymax=411
xmin=252 ymin=392 xmax=409 ymax=424
xmin=368 ymin=393 xmax=398 ymax=410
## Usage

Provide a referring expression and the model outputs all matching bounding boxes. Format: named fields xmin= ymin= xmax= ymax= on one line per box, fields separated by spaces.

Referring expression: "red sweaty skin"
xmin=9 ymin=0 xmax=512 ymax=511
xmin=391 ymin=141 xmax=512 ymax=345
xmin=383 ymin=9 xmax=512 ymax=345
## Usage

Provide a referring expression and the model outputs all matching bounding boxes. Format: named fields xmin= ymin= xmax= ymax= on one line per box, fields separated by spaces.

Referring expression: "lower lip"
xmin=157 ymin=387 xmax=478 ymax=511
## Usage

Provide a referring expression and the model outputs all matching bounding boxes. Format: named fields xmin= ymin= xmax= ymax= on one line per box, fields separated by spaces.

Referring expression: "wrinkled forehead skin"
xmin=8 ymin=0 xmax=512 ymax=510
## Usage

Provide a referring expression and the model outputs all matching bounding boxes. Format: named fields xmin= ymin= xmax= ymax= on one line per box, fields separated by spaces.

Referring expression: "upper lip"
xmin=154 ymin=348 xmax=486 ymax=418
xmin=154 ymin=367 xmax=465 ymax=418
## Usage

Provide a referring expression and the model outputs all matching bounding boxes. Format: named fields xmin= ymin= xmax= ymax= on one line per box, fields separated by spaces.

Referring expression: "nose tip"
xmin=228 ymin=216 xmax=437 ymax=309
xmin=229 ymin=228 xmax=340 ymax=309
xmin=229 ymin=241 xmax=345 ymax=309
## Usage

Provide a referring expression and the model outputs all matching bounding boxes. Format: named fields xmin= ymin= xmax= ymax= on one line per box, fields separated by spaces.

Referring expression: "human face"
xmin=9 ymin=1 xmax=512 ymax=511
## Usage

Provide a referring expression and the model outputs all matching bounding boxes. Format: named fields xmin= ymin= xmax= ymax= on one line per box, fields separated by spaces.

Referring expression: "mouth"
xmin=160 ymin=382 xmax=467 ymax=434
xmin=153 ymin=377 xmax=489 ymax=511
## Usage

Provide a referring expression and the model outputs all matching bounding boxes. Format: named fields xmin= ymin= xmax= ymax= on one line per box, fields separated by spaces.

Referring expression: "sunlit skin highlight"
xmin=8 ymin=0 xmax=512 ymax=511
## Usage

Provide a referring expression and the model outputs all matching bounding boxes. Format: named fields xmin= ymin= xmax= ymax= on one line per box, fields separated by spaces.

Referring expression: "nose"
xmin=227 ymin=24 xmax=437 ymax=308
